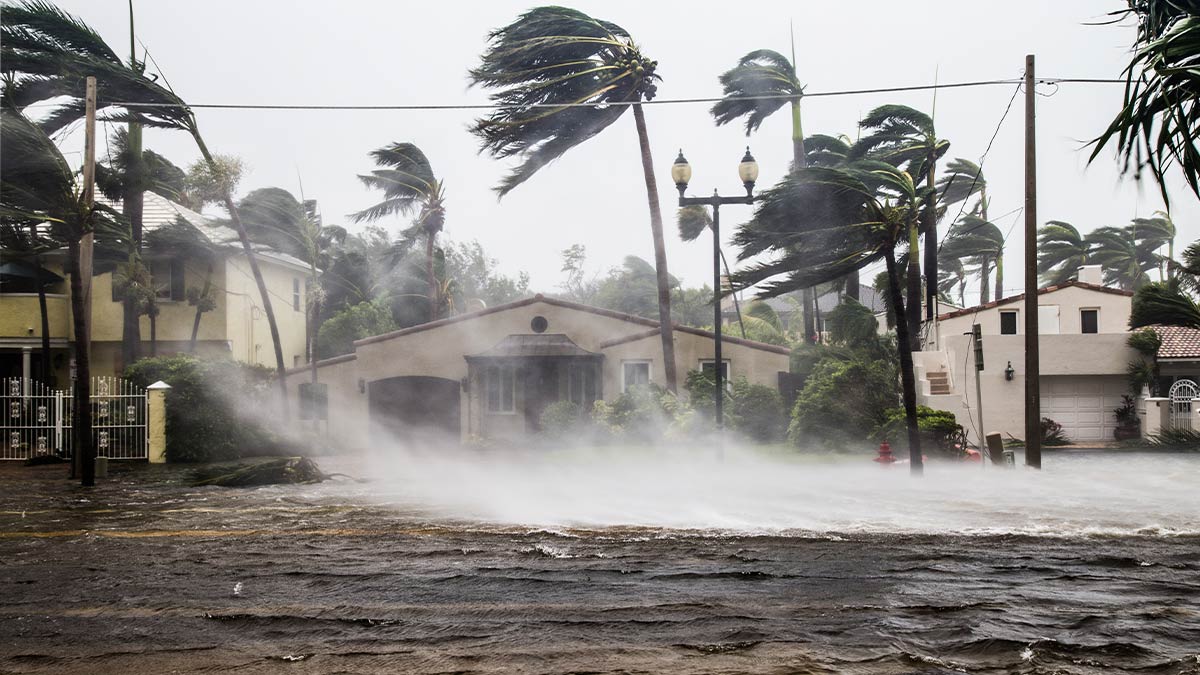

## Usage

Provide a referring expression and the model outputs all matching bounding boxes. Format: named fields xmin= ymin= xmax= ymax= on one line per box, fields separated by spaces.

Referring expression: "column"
xmin=147 ymin=380 xmax=171 ymax=463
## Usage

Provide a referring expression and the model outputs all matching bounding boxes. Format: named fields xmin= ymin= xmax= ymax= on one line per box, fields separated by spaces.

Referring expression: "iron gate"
xmin=1168 ymin=378 xmax=1199 ymax=430
xmin=0 ymin=376 xmax=148 ymax=460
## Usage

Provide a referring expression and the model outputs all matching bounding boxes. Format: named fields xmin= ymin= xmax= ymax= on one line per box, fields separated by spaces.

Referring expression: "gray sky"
xmin=51 ymin=0 xmax=1199 ymax=305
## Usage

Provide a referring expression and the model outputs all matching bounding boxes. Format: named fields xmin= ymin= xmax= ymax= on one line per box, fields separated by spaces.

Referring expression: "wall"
xmin=223 ymin=255 xmax=309 ymax=370
xmin=937 ymin=285 xmax=1132 ymax=339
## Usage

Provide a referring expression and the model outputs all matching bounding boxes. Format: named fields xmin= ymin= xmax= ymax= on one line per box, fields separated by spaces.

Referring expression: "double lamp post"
xmin=670 ymin=147 xmax=759 ymax=431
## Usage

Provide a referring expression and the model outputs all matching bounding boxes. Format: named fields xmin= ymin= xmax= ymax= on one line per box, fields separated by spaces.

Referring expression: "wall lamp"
xmin=1005 ymin=361 xmax=1015 ymax=381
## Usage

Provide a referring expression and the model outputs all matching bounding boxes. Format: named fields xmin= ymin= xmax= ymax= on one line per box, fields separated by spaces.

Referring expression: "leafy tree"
xmin=789 ymin=355 xmax=898 ymax=451
xmin=317 ymin=301 xmax=398 ymax=359
xmin=443 ymin=240 xmax=530 ymax=308
xmin=1091 ymin=1 xmax=1200 ymax=204
xmin=824 ymin=298 xmax=879 ymax=347
xmin=1037 ymin=221 xmax=1089 ymax=286
xmin=677 ymin=204 xmax=747 ymax=335
xmin=468 ymin=6 xmax=679 ymax=392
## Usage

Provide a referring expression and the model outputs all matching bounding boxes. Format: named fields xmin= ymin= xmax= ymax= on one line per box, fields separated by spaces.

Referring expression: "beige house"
xmin=914 ymin=266 xmax=1138 ymax=445
xmin=285 ymin=295 xmax=791 ymax=445
xmin=0 ymin=192 xmax=310 ymax=382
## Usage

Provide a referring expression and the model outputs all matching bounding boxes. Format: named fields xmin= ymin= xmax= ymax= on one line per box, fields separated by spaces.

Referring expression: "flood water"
xmin=0 ymin=449 xmax=1198 ymax=674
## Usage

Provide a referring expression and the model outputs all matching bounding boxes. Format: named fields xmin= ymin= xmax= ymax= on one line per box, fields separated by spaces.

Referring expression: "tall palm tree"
xmin=1130 ymin=212 xmax=1176 ymax=281
xmin=731 ymin=162 xmax=929 ymax=474
xmin=1037 ymin=221 xmax=1090 ymax=287
xmin=2 ymin=1 xmax=291 ymax=410
xmin=350 ymin=143 xmax=444 ymax=322
xmin=941 ymin=214 xmax=1004 ymax=303
xmin=851 ymin=104 xmax=950 ymax=337
xmin=468 ymin=6 xmax=679 ymax=391
xmin=710 ymin=48 xmax=840 ymax=337
xmin=1087 ymin=225 xmax=1155 ymax=290
xmin=1091 ymin=1 xmax=1200 ymax=205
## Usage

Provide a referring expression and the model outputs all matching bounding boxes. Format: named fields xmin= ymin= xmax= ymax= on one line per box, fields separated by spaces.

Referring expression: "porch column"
xmin=1139 ymin=394 xmax=1168 ymax=438
xmin=147 ymin=380 xmax=171 ymax=463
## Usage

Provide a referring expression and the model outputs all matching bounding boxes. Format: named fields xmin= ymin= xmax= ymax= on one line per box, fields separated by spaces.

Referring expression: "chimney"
xmin=1076 ymin=264 xmax=1103 ymax=286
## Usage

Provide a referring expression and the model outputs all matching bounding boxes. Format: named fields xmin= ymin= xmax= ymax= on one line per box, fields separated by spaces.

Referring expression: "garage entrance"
xmin=1040 ymin=375 xmax=1126 ymax=442
xmin=368 ymin=376 xmax=460 ymax=441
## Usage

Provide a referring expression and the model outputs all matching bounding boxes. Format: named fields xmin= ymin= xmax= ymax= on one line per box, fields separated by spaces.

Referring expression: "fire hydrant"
xmin=874 ymin=440 xmax=896 ymax=465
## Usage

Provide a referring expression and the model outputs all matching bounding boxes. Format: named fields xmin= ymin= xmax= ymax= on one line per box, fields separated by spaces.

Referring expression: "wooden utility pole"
xmin=1023 ymin=55 xmax=1042 ymax=469
xmin=77 ymin=76 xmax=98 ymax=486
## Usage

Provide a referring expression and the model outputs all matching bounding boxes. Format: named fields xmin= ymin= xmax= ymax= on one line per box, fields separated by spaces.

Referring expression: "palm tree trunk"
xmin=33 ymin=249 xmax=53 ymax=385
xmin=631 ymin=102 xmax=677 ymax=393
xmin=906 ymin=225 xmax=922 ymax=350
xmin=718 ymin=250 xmax=746 ymax=339
xmin=980 ymin=256 xmax=992 ymax=304
xmin=923 ymin=151 xmax=938 ymax=321
xmin=789 ymin=99 xmax=819 ymax=344
xmin=426 ymin=231 xmax=437 ymax=322
xmin=844 ymin=268 xmax=860 ymax=302
xmin=67 ymin=239 xmax=94 ymax=486
xmin=885 ymin=247 xmax=923 ymax=476
xmin=189 ymin=262 xmax=213 ymax=353
xmin=190 ymin=131 xmax=290 ymax=416
xmin=994 ymin=253 xmax=1004 ymax=301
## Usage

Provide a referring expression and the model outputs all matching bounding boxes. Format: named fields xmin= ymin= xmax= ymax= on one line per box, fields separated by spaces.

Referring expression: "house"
xmin=285 ymin=294 xmax=791 ymax=445
xmin=914 ymin=265 xmax=1139 ymax=445
xmin=0 ymin=192 xmax=310 ymax=382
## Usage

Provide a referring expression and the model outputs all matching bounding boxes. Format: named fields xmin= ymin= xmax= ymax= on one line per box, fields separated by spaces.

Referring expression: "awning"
xmin=466 ymin=334 xmax=601 ymax=360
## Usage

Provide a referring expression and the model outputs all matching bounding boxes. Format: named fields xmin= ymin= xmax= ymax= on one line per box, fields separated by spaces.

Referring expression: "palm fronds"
xmin=1129 ymin=281 xmax=1200 ymax=329
xmin=710 ymin=49 xmax=800 ymax=135
xmin=1037 ymin=221 xmax=1090 ymax=287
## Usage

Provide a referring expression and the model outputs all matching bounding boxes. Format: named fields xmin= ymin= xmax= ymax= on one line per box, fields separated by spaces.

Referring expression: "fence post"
xmin=54 ymin=390 xmax=63 ymax=455
xmin=147 ymin=381 xmax=171 ymax=464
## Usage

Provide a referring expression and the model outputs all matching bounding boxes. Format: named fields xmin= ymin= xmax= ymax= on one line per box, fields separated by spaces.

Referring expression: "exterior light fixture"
xmin=738 ymin=146 xmax=759 ymax=196
xmin=671 ymin=149 xmax=692 ymax=197
xmin=1005 ymin=361 xmax=1015 ymax=381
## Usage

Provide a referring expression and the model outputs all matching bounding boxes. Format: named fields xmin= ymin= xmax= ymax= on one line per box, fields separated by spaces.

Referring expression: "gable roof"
xmin=354 ymin=294 xmax=791 ymax=355
xmin=467 ymin=334 xmax=599 ymax=359
xmin=937 ymin=281 xmax=1133 ymax=321
xmin=1151 ymin=325 xmax=1200 ymax=361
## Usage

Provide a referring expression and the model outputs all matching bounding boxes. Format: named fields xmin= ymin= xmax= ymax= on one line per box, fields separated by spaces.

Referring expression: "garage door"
xmin=368 ymin=376 xmax=461 ymax=441
xmin=1040 ymin=376 xmax=1126 ymax=441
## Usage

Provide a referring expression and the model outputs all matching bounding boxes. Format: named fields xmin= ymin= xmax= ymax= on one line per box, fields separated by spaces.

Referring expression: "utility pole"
xmin=972 ymin=324 xmax=985 ymax=461
xmin=77 ymin=76 xmax=98 ymax=486
xmin=1023 ymin=55 xmax=1042 ymax=469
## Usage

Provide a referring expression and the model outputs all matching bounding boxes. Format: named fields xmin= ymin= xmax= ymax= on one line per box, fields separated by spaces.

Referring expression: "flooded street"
xmin=1 ymin=451 xmax=1199 ymax=674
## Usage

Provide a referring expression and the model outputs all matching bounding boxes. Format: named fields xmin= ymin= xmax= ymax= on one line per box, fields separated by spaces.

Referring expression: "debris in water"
xmin=190 ymin=457 xmax=353 ymax=487
xmin=232 ymin=582 xmax=243 ymax=597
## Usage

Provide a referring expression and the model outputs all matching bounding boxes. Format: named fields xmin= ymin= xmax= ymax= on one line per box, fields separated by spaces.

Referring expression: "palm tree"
xmin=731 ymin=162 xmax=929 ymax=474
xmin=1130 ymin=281 xmax=1200 ymax=329
xmin=2 ymin=1 xmax=291 ymax=410
xmin=0 ymin=218 xmax=58 ymax=383
xmin=1091 ymin=1 xmax=1200 ymax=205
xmin=678 ymin=204 xmax=745 ymax=337
xmin=350 ymin=143 xmax=444 ymax=322
xmin=468 ymin=6 xmax=679 ymax=392
xmin=941 ymin=214 xmax=1004 ymax=303
xmin=1087 ymin=226 xmax=1155 ymax=290
xmin=710 ymin=48 xmax=834 ymax=336
xmin=937 ymin=254 xmax=968 ymax=307
xmin=851 ymin=104 xmax=950 ymax=337
xmin=1037 ymin=221 xmax=1090 ymax=287
xmin=1130 ymin=212 xmax=1176 ymax=281
xmin=142 ymin=216 xmax=216 ymax=353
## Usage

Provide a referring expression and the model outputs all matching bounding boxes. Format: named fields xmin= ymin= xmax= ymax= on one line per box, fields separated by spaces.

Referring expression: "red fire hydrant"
xmin=874 ymin=440 xmax=896 ymax=465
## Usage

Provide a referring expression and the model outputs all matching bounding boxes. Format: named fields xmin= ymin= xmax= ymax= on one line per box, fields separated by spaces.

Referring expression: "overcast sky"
xmin=49 ymin=0 xmax=1199 ymax=305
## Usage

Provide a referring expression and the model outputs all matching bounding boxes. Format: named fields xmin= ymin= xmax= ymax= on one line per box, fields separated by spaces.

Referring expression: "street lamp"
xmin=674 ymin=147 xmax=759 ymax=434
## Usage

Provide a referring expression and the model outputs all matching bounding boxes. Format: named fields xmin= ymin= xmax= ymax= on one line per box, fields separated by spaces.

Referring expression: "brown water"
xmin=1 ymin=456 xmax=1198 ymax=674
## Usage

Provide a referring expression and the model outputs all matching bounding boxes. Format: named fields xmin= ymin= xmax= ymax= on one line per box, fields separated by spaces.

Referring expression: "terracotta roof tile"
xmin=1151 ymin=325 xmax=1200 ymax=360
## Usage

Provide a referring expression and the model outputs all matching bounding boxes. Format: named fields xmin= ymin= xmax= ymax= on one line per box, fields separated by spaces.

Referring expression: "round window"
xmin=530 ymin=316 xmax=549 ymax=333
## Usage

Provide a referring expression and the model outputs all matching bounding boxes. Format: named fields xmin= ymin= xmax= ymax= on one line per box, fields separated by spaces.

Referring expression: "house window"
xmin=485 ymin=365 xmax=515 ymax=413
xmin=567 ymin=363 xmax=597 ymax=407
xmin=999 ymin=310 xmax=1018 ymax=335
xmin=293 ymin=277 xmax=301 ymax=312
xmin=151 ymin=258 xmax=185 ymax=301
xmin=700 ymin=359 xmax=731 ymax=388
xmin=1080 ymin=308 xmax=1099 ymax=334
xmin=622 ymin=361 xmax=651 ymax=392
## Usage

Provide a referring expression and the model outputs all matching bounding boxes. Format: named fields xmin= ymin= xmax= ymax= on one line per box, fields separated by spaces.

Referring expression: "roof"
xmin=355 ymin=294 xmax=792 ymax=355
xmin=732 ymin=287 xmax=888 ymax=315
xmin=467 ymin=334 xmax=600 ymax=360
xmin=937 ymin=281 xmax=1133 ymax=321
xmin=1151 ymin=325 xmax=1200 ymax=361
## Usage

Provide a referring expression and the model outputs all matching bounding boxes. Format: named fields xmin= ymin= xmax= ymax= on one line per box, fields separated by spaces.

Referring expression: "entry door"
xmin=524 ymin=361 xmax=560 ymax=431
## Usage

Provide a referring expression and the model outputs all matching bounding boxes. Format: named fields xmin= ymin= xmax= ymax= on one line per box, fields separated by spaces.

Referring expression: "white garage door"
xmin=1040 ymin=376 xmax=1127 ymax=441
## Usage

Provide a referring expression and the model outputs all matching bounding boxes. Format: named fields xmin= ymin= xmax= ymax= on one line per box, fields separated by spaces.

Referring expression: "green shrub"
xmin=124 ymin=355 xmax=284 ymax=462
xmin=539 ymin=401 xmax=586 ymax=437
xmin=1042 ymin=417 xmax=1070 ymax=446
xmin=1127 ymin=328 xmax=1162 ymax=356
xmin=876 ymin=405 xmax=966 ymax=457
xmin=789 ymin=356 xmax=897 ymax=451
xmin=316 ymin=300 xmax=398 ymax=359
xmin=591 ymin=384 xmax=683 ymax=440
xmin=1147 ymin=427 xmax=1200 ymax=449
xmin=729 ymin=378 xmax=786 ymax=442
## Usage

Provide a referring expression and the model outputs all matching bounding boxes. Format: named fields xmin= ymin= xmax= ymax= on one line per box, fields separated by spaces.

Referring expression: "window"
xmin=485 ymin=365 xmax=515 ymax=413
xmin=700 ymin=359 xmax=731 ymax=388
xmin=293 ymin=277 xmax=302 ymax=312
xmin=1000 ymin=310 xmax=1018 ymax=335
xmin=622 ymin=361 xmax=651 ymax=392
xmin=567 ymin=363 xmax=597 ymax=406
xmin=1080 ymin=308 xmax=1099 ymax=334
xmin=150 ymin=258 xmax=185 ymax=301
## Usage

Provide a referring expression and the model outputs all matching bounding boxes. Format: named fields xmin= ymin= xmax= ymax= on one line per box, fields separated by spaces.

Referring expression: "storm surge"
xmin=358 ymin=446 xmax=1200 ymax=537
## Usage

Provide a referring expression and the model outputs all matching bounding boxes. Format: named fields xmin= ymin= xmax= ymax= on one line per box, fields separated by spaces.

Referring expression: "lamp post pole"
xmin=672 ymin=148 xmax=758 ymax=433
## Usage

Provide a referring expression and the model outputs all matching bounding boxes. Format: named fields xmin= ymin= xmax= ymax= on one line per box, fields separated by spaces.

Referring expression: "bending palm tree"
xmin=1087 ymin=226 xmax=1154 ymax=290
xmin=852 ymin=104 xmax=950 ymax=334
xmin=941 ymin=215 xmax=1004 ymax=303
xmin=730 ymin=162 xmax=929 ymax=474
xmin=468 ymin=6 xmax=678 ymax=391
xmin=1130 ymin=212 xmax=1175 ymax=281
xmin=1037 ymin=221 xmax=1089 ymax=287
xmin=350 ymin=143 xmax=444 ymax=322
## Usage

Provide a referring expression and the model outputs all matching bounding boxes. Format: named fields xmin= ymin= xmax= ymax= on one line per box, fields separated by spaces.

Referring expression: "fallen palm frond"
xmin=190 ymin=457 xmax=353 ymax=487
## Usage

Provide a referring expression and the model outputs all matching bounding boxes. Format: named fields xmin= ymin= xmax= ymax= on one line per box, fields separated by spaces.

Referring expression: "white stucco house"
xmin=914 ymin=265 xmax=1139 ymax=445
xmin=285 ymin=295 xmax=790 ymax=446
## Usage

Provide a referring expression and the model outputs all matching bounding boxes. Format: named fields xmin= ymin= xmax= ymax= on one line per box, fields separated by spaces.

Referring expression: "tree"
xmin=2 ymin=0 xmax=292 ymax=411
xmin=442 ymin=240 xmax=530 ymax=308
xmin=677 ymin=204 xmax=746 ymax=336
xmin=350 ymin=143 xmax=445 ymax=322
xmin=1130 ymin=281 xmax=1200 ymax=329
xmin=468 ymin=6 xmax=678 ymax=392
xmin=1091 ymin=1 xmax=1200 ymax=205
xmin=317 ymin=301 xmax=398 ymax=359
xmin=731 ymin=163 xmax=929 ymax=473
xmin=851 ymin=104 xmax=950 ymax=336
xmin=940 ymin=214 xmax=1004 ymax=303
xmin=142 ymin=216 xmax=217 ymax=353
xmin=1131 ymin=212 xmax=1176 ymax=281
xmin=1087 ymin=225 xmax=1155 ymax=290
xmin=1037 ymin=220 xmax=1090 ymax=286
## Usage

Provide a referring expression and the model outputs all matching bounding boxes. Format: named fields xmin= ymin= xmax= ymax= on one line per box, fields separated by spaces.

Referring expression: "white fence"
xmin=0 ymin=376 xmax=148 ymax=461
xmin=1168 ymin=379 xmax=1199 ymax=431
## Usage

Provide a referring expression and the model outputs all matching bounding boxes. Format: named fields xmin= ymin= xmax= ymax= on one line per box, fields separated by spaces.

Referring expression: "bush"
xmin=124 ymin=355 xmax=284 ymax=462
xmin=729 ymin=378 xmax=786 ymax=442
xmin=1147 ymin=427 xmax=1200 ymax=449
xmin=876 ymin=406 xmax=966 ymax=457
xmin=1042 ymin=417 xmax=1070 ymax=446
xmin=591 ymin=384 xmax=686 ymax=441
xmin=789 ymin=356 xmax=897 ymax=451
xmin=316 ymin=301 xmax=398 ymax=359
xmin=539 ymin=401 xmax=586 ymax=437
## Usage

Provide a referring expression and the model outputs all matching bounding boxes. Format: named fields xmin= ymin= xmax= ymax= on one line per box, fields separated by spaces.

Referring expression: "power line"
xmin=96 ymin=76 xmax=1121 ymax=112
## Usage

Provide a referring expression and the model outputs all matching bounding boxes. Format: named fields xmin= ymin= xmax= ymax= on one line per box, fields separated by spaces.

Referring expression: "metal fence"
xmin=1168 ymin=378 xmax=1198 ymax=431
xmin=0 ymin=376 xmax=148 ymax=461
